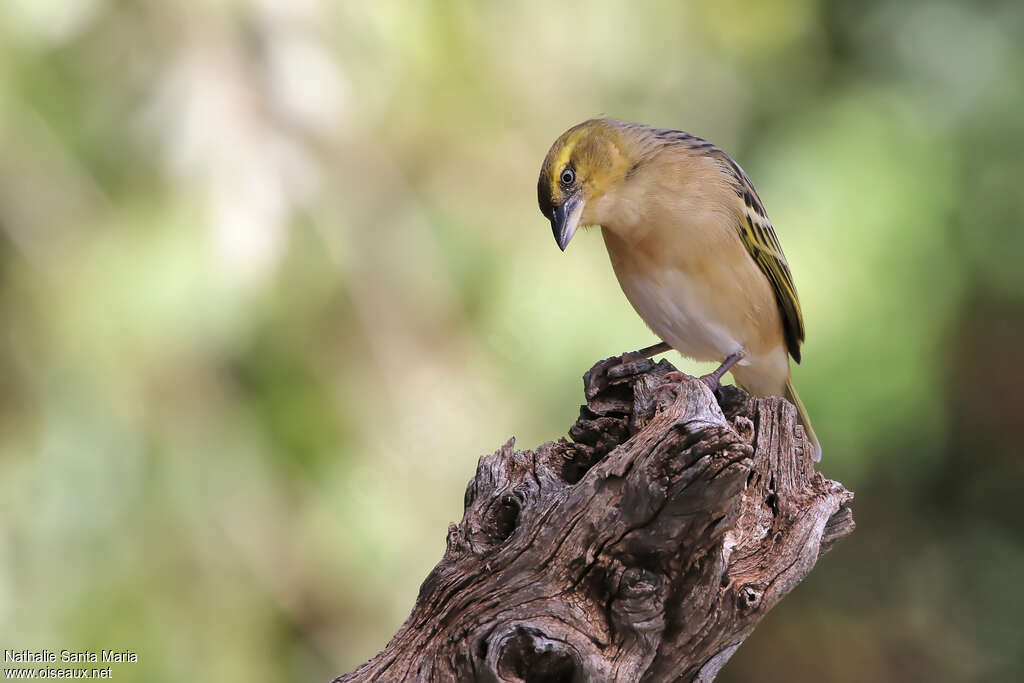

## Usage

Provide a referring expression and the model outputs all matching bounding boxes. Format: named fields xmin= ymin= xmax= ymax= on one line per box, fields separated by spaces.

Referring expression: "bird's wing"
xmin=734 ymin=183 xmax=805 ymax=362
xmin=650 ymin=128 xmax=806 ymax=362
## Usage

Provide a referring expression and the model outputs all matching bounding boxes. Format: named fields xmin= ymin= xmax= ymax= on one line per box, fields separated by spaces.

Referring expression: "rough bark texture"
xmin=336 ymin=354 xmax=855 ymax=682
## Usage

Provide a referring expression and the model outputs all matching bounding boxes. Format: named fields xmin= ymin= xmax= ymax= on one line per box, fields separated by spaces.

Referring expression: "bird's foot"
xmin=609 ymin=342 xmax=671 ymax=380
xmin=652 ymin=370 xmax=695 ymax=401
xmin=697 ymin=372 xmax=724 ymax=393
xmin=607 ymin=354 xmax=654 ymax=381
xmin=616 ymin=340 xmax=670 ymax=372
xmin=584 ymin=342 xmax=672 ymax=400
xmin=656 ymin=351 xmax=744 ymax=399
xmin=698 ymin=351 xmax=745 ymax=394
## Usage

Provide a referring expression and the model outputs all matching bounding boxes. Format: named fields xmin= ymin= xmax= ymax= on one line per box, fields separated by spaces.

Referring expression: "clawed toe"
xmin=607 ymin=356 xmax=655 ymax=381
xmin=652 ymin=370 xmax=693 ymax=399
xmin=655 ymin=370 xmax=724 ymax=400
xmin=618 ymin=350 xmax=647 ymax=365
xmin=698 ymin=374 xmax=721 ymax=392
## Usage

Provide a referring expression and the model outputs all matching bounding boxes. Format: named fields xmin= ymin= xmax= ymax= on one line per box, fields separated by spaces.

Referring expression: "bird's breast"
xmin=600 ymin=223 xmax=784 ymax=365
xmin=612 ymin=263 xmax=744 ymax=362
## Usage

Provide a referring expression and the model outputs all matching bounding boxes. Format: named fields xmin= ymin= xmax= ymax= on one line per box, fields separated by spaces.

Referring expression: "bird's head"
xmin=537 ymin=119 xmax=638 ymax=250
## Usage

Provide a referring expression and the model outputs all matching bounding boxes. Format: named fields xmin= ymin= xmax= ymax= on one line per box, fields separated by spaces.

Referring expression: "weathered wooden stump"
xmin=336 ymin=354 xmax=854 ymax=682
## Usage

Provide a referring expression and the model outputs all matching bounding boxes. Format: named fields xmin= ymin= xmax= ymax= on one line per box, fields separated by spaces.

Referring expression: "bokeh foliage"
xmin=0 ymin=0 xmax=1021 ymax=681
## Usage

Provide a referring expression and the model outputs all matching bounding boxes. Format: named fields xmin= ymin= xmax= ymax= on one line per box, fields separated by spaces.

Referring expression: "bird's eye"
xmin=560 ymin=167 xmax=575 ymax=186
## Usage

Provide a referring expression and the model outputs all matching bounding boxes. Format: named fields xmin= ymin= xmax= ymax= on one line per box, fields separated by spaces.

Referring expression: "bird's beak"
xmin=550 ymin=192 xmax=584 ymax=251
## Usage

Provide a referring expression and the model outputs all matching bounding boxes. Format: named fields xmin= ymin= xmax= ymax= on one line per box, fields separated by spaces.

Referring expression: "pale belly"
xmin=614 ymin=267 xmax=744 ymax=363
xmin=600 ymin=226 xmax=791 ymax=396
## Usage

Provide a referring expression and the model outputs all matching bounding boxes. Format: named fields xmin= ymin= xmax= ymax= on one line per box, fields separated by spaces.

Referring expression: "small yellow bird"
xmin=538 ymin=118 xmax=820 ymax=460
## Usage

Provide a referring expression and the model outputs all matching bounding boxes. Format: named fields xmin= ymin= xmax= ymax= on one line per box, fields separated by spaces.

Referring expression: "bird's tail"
xmin=784 ymin=379 xmax=821 ymax=462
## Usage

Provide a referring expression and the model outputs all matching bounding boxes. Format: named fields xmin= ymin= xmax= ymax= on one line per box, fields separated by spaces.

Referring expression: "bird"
xmin=537 ymin=118 xmax=821 ymax=461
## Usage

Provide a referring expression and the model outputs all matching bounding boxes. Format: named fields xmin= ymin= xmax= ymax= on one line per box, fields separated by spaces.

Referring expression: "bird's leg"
xmin=633 ymin=340 xmax=672 ymax=358
xmin=586 ymin=341 xmax=673 ymax=398
xmin=698 ymin=351 xmax=744 ymax=391
xmin=619 ymin=340 xmax=672 ymax=365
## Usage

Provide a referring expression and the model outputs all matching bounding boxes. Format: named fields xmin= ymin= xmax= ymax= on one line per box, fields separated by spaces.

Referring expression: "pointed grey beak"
xmin=550 ymin=192 xmax=584 ymax=251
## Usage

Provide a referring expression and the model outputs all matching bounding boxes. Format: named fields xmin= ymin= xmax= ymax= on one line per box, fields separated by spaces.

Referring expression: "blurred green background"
xmin=1 ymin=0 xmax=1021 ymax=681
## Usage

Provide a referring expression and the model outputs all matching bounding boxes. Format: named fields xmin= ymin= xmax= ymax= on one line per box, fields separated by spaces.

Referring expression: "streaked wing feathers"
xmin=738 ymin=199 xmax=805 ymax=362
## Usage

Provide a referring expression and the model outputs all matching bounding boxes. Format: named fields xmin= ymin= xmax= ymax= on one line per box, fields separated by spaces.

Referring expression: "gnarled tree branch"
xmin=336 ymin=355 xmax=854 ymax=682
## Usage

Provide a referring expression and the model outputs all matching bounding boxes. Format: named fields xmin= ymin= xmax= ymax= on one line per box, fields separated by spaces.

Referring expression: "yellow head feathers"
xmin=537 ymin=119 xmax=644 ymax=249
